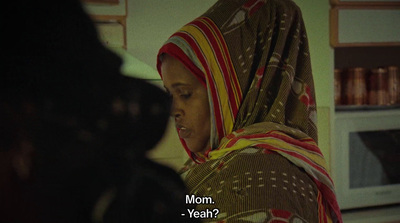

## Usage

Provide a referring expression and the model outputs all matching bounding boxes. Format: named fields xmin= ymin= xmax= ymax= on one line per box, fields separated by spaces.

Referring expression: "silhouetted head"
xmin=1 ymin=0 xmax=173 ymax=222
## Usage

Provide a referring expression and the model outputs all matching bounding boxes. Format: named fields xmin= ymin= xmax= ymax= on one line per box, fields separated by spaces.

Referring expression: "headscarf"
xmin=157 ymin=0 xmax=342 ymax=222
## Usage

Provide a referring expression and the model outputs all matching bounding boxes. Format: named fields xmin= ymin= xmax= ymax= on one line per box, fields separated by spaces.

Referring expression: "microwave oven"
xmin=332 ymin=109 xmax=400 ymax=210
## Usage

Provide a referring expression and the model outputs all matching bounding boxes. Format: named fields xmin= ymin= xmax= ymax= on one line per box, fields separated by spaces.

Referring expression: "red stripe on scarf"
xmin=191 ymin=19 xmax=240 ymax=120
xmin=172 ymin=31 xmax=226 ymax=140
xmin=202 ymin=17 xmax=243 ymax=103
xmin=157 ymin=43 xmax=206 ymax=87
xmin=317 ymin=191 xmax=326 ymax=223
xmin=315 ymin=179 xmax=342 ymax=223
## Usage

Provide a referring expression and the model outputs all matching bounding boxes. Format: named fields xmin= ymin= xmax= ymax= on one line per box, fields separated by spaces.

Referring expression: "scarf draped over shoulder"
xmin=157 ymin=0 xmax=342 ymax=222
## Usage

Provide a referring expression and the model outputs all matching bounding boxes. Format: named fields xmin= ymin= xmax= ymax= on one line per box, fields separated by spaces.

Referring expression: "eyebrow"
xmin=164 ymin=83 xmax=191 ymax=91
xmin=172 ymin=83 xmax=191 ymax=88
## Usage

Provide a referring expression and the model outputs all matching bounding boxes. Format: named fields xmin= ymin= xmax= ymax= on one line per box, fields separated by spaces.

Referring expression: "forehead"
xmin=161 ymin=54 xmax=200 ymax=88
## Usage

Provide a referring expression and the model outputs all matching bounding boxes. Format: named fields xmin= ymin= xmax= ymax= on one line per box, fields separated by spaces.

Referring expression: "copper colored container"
xmin=334 ymin=69 xmax=342 ymax=105
xmin=343 ymin=69 xmax=354 ymax=105
xmin=342 ymin=68 xmax=367 ymax=105
xmin=388 ymin=66 xmax=400 ymax=105
xmin=352 ymin=67 xmax=367 ymax=105
xmin=369 ymin=67 xmax=388 ymax=105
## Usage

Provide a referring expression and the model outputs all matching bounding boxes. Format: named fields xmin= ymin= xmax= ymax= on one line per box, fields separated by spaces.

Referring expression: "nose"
xmin=171 ymin=98 xmax=183 ymax=120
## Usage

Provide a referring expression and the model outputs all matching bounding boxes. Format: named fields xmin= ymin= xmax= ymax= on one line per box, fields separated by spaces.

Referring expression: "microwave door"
xmin=333 ymin=111 xmax=400 ymax=210
xmin=350 ymin=130 xmax=400 ymax=189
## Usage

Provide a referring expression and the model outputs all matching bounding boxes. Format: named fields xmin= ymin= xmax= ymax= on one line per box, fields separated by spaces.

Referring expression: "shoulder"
xmin=218 ymin=147 xmax=317 ymax=191
xmin=189 ymin=147 xmax=320 ymax=222
xmin=221 ymin=147 xmax=293 ymax=169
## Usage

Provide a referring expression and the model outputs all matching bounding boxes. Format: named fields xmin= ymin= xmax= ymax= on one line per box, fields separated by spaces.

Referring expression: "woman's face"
xmin=161 ymin=54 xmax=211 ymax=154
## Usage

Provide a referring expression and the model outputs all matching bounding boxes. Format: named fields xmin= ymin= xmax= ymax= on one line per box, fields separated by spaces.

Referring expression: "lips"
xmin=177 ymin=124 xmax=191 ymax=138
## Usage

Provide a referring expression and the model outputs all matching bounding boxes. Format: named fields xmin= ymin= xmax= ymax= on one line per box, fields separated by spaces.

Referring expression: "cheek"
xmin=193 ymin=112 xmax=209 ymax=135
xmin=195 ymin=100 xmax=210 ymax=138
xmin=186 ymin=109 xmax=210 ymax=153
xmin=189 ymin=104 xmax=208 ymax=129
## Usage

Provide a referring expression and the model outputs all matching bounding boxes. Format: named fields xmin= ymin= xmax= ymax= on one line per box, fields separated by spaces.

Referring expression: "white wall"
xmin=126 ymin=0 xmax=217 ymax=69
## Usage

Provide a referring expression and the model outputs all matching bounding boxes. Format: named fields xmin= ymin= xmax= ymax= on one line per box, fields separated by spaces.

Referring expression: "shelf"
xmin=334 ymin=46 xmax=400 ymax=69
xmin=336 ymin=105 xmax=400 ymax=111
xmin=335 ymin=108 xmax=400 ymax=119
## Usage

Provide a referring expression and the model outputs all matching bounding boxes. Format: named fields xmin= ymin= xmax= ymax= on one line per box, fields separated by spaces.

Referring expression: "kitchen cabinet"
xmin=330 ymin=1 xmax=400 ymax=220
xmin=330 ymin=2 xmax=400 ymax=109
xmin=81 ymin=0 xmax=127 ymax=48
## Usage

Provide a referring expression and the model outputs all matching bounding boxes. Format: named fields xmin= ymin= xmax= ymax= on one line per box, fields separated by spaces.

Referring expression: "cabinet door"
xmin=330 ymin=6 xmax=400 ymax=47
xmin=81 ymin=0 xmax=127 ymax=48
xmin=330 ymin=0 xmax=400 ymax=6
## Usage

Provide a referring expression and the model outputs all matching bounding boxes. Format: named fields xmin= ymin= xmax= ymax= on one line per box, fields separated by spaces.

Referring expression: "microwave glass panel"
xmin=349 ymin=129 xmax=400 ymax=188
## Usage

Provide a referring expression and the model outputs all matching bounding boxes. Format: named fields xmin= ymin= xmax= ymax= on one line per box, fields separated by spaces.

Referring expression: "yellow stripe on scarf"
xmin=209 ymin=135 xmax=327 ymax=169
xmin=199 ymin=18 xmax=242 ymax=108
xmin=180 ymin=24 xmax=234 ymax=135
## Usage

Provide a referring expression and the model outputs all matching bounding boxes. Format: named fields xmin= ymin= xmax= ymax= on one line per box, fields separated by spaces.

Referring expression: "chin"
xmin=185 ymin=140 xmax=203 ymax=153
xmin=187 ymin=145 xmax=202 ymax=153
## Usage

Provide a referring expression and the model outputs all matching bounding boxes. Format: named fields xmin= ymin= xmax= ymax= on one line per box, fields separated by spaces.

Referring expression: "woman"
xmin=157 ymin=0 xmax=342 ymax=222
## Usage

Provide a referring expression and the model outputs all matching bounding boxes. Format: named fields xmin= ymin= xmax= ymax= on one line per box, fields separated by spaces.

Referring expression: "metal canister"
xmin=352 ymin=67 xmax=367 ymax=105
xmin=369 ymin=67 xmax=388 ymax=105
xmin=334 ymin=69 xmax=342 ymax=105
xmin=388 ymin=66 xmax=400 ymax=105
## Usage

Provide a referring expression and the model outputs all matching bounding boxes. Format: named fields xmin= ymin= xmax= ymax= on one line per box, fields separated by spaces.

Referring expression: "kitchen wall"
xmin=122 ymin=0 xmax=334 ymax=170
xmin=126 ymin=0 xmax=217 ymax=69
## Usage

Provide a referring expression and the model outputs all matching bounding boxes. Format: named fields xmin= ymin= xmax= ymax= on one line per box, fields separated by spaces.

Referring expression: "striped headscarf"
xmin=157 ymin=0 xmax=342 ymax=222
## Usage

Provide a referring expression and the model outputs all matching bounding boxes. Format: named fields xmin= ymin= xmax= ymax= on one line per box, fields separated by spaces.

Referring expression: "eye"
xmin=180 ymin=93 xmax=192 ymax=99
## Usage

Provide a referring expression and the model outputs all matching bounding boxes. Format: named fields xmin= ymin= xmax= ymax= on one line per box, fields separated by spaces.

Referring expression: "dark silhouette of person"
xmin=1 ymin=0 xmax=197 ymax=222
